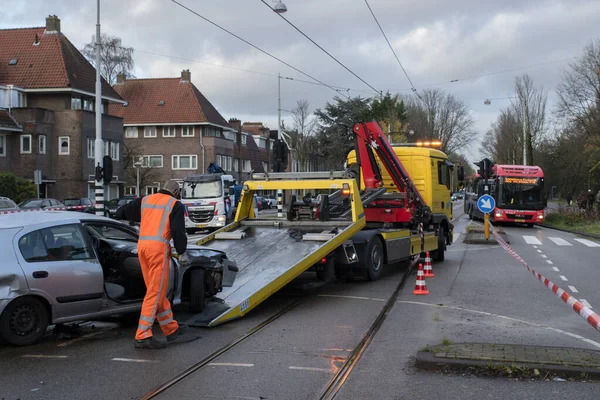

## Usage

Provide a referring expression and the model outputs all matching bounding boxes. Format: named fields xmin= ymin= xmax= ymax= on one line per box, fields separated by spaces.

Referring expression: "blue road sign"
xmin=477 ymin=194 xmax=496 ymax=213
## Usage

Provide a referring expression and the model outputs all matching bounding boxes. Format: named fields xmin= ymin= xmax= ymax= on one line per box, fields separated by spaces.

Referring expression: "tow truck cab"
xmin=346 ymin=146 xmax=454 ymax=224
xmin=181 ymin=173 xmax=235 ymax=233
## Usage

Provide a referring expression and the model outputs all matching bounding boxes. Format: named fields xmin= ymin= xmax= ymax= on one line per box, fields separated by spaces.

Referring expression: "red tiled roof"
xmin=242 ymin=122 xmax=266 ymax=136
xmin=109 ymin=78 xmax=230 ymax=127
xmin=0 ymin=27 xmax=121 ymax=100
xmin=0 ymin=110 xmax=22 ymax=131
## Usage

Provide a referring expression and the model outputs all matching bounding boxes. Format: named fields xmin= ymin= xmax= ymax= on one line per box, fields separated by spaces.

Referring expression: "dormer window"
xmin=158 ymin=101 xmax=165 ymax=106
xmin=8 ymin=59 xmax=18 ymax=65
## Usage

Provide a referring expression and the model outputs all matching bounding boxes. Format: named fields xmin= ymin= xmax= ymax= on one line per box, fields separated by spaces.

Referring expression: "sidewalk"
xmin=416 ymin=343 xmax=600 ymax=379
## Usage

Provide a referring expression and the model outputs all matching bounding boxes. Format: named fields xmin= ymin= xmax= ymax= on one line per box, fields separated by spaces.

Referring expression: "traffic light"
xmin=474 ymin=158 xmax=494 ymax=179
xmin=272 ymin=139 xmax=288 ymax=172
xmin=103 ymin=156 xmax=113 ymax=184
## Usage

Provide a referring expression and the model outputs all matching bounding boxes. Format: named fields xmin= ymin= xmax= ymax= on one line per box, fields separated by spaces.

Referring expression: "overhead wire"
xmin=103 ymin=42 xmax=374 ymax=95
xmin=259 ymin=0 xmax=381 ymax=95
xmin=362 ymin=0 xmax=421 ymax=99
xmin=168 ymin=0 xmax=348 ymax=98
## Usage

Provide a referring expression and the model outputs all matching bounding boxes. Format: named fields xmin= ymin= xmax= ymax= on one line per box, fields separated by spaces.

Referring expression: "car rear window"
xmin=64 ymin=199 xmax=82 ymax=206
xmin=0 ymin=200 xmax=16 ymax=209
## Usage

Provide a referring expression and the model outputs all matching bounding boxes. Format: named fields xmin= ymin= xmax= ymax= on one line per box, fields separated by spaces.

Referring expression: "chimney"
xmin=181 ymin=69 xmax=191 ymax=82
xmin=228 ymin=118 xmax=241 ymax=132
xmin=45 ymin=15 xmax=61 ymax=34
xmin=33 ymin=33 xmax=40 ymax=46
xmin=116 ymin=73 xmax=127 ymax=85
xmin=259 ymin=127 xmax=270 ymax=137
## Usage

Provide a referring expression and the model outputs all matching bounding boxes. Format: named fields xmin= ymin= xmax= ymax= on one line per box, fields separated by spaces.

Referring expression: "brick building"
xmin=0 ymin=16 xmax=126 ymax=200
xmin=110 ymin=70 xmax=238 ymax=195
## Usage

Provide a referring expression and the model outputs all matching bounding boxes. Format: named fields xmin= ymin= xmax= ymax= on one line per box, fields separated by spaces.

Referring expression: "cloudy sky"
xmin=2 ymin=0 xmax=599 ymax=162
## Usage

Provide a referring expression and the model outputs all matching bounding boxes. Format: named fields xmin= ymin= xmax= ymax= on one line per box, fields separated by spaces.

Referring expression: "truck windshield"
xmin=182 ymin=181 xmax=222 ymax=199
xmin=498 ymin=178 xmax=543 ymax=210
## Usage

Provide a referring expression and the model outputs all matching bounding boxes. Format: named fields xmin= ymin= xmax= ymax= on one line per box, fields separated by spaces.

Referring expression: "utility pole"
xmin=94 ymin=0 xmax=104 ymax=215
xmin=522 ymin=107 xmax=527 ymax=166
xmin=276 ymin=73 xmax=283 ymax=217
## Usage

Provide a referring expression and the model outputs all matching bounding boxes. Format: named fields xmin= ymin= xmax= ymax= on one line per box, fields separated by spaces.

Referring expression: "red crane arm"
xmin=353 ymin=121 xmax=427 ymax=208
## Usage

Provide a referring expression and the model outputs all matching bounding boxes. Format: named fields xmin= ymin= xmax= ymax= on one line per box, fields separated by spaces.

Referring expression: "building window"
xmin=71 ymin=97 xmax=82 ymax=110
xmin=103 ymin=140 xmax=110 ymax=156
xmin=110 ymin=142 xmax=120 ymax=161
xmin=172 ymin=155 xmax=198 ymax=170
xmin=141 ymin=155 xmax=163 ymax=168
xmin=39 ymin=135 xmax=46 ymax=154
xmin=146 ymin=186 xmax=160 ymax=195
xmin=163 ymin=126 xmax=176 ymax=137
xmin=0 ymin=135 xmax=5 ymax=156
xmin=87 ymin=138 xmax=95 ymax=159
xmin=233 ymin=158 xmax=239 ymax=172
xmin=20 ymin=135 xmax=32 ymax=154
xmin=83 ymin=98 xmax=95 ymax=111
xmin=124 ymin=186 xmax=136 ymax=196
xmin=203 ymin=126 xmax=220 ymax=137
xmin=59 ymin=137 xmax=70 ymax=155
xmin=270 ymin=140 xmax=274 ymax=150
xmin=125 ymin=127 xmax=138 ymax=138
xmin=182 ymin=126 xmax=194 ymax=137
xmin=223 ymin=131 xmax=236 ymax=141
xmin=257 ymin=137 xmax=266 ymax=149
xmin=241 ymin=134 xmax=247 ymax=146
xmin=144 ymin=126 xmax=157 ymax=138
xmin=242 ymin=159 xmax=252 ymax=172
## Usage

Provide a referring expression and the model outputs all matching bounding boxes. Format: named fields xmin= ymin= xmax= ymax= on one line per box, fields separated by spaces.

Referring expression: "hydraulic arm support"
xmin=353 ymin=121 xmax=430 ymax=223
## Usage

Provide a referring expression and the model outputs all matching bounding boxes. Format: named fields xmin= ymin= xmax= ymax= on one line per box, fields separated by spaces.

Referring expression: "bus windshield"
xmin=498 ymin=177 xmax=543 ymax=210
xmin=182 ymin=180 xmax=222 ymax=200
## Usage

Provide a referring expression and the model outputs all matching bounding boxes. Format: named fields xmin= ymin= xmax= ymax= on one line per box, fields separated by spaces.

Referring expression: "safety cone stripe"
xmin=487 ymin=221 xmax=600 ymax=333
xmin=413 ymin=264 xmax=429 ymax=295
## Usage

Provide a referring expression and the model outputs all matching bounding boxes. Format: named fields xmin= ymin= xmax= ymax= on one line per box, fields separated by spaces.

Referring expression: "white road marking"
xmin=289 ymin=366 xmax=333 ymax=373
xmin=574 ymin=239 xmax=600 ymax=248
xmin=560 ymin=275 xmax=568 ymax=281
xmin=548 ymin=237 xmax=573 ymax=246
xmin=536 ymin=249 xmax=543 ymax=253
xmin=318 ymin=294 xmax=386 ymax=302
xmin=398 ymin=301 xmax=600 ymax=349
xmin=112 ymin=358 xmax=158 ymax=363
xmin=533 ymin=245 xmax=538 ymax=249
xmin=453 ymin=233 xmax=461 ymax=243
xmin=552 ymin=267 xmax=560 ymax=272
xmin=208 ymin=363 xmax=254 ymax=367
xmin=581 ymin=299 xmax=592 ymax=309
xmin=568 ymin=286 xmax=579 ymax=293
xmin=22 ymin=354 xmax=68 ymax=359
xmin=541 ymin=255 xmax=547 ymax=259
xmin=523 ymin=236 xmax=543 ymax=245
xmin=547 ymin=260 xmax=553 ymax=265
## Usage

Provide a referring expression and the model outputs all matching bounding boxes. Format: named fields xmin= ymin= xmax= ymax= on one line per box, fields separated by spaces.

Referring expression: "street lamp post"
xmin=94 ymin=0 xmax=104 ymax=215
xmin=134 ymin=157 xmax=143 ymax=197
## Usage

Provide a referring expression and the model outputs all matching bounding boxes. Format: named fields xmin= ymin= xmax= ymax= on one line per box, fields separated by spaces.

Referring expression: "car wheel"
xmin=0 ymin=297 xmax=49 ymax=346
xmin=366 ymin=236 xmax=384 ymax=281
xmin=189 ymin=269 xmax=206 ymax=313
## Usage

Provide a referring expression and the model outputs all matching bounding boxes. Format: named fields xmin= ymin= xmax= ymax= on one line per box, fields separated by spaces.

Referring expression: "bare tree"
xmin=510 ymin=74 xmax=547 ymax=165
xmin=290 ymin=100 xmax=318 ymax=172
xmin=405 ymin=89 xmax=476 ymax=155
xmin=81 ymin=34 xmax=135 ymax=85
xmin=481 ymin=108 xmax=522 ymax=164
xmin=555 ymin=38 xmax=600 ymax=138
xmin=122 ymin=141 xmax=159 ymax=193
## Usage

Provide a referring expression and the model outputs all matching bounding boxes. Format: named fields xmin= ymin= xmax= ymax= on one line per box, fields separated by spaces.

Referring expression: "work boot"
xmin=166 ymin=323 xmax=189 ymax=342
xmin=135 ymin=337 xmax=168 ymax=349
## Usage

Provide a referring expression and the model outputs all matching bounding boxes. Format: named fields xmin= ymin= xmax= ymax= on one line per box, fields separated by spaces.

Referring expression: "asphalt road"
xmin=2 ymin=199 xmax=600 ymax=399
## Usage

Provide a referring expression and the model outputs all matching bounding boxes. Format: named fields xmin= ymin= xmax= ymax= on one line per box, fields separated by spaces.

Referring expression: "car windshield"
xmin=182 ymin=181 xmax=222 ymax=199
xmin=19 ymin=199 xmax=43 ymax=208
xmin=64 ymin=199 xmax=81 ymax=206
xmin=498 ymin=180 xmax=543 ymax=210
xmin=0 ymin=199 xmax=17 ymax=209
xmin=117 ymin=199 xmax=132 ymax=206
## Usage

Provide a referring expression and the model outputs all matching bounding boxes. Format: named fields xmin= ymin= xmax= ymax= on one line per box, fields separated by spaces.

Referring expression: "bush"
xmin=0 ymin=172 xmax=37 ymax=204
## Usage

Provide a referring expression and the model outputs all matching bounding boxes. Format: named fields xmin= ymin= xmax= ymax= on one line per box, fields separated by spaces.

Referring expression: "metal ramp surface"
xmin=185 ymin=220 xmax=359 ymax=327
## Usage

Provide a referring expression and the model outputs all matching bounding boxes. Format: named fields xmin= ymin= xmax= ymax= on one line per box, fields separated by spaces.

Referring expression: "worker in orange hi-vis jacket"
xmin=116 ymin=180 xmax=189 ymax=349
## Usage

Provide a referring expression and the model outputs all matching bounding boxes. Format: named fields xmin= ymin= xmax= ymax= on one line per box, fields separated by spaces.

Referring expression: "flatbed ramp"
xmin=186 ymin=219 xmax=363 ymax=327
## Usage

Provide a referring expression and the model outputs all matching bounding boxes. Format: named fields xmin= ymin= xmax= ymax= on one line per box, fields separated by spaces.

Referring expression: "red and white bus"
xmin=466 ymin=165 xmax=545 ymax=226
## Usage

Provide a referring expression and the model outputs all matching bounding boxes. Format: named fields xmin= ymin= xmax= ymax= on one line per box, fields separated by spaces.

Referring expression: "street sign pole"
xmin=484 ymin=213 xmax=490 ymax=240
xmin=477 ymin=194 xmax=496 ymax=241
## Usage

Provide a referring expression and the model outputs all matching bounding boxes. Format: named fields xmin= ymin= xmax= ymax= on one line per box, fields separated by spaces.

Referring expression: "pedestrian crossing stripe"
xmin=574 ymin=238 xmax=600 ymax=248
xmin=522 ymin=236 xmax=600 ymax=248
xmin=548 ymin=237 xmax=572 ymax=246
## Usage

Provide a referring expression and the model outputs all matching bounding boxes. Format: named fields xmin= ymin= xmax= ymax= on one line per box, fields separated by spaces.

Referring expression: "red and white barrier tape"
xmin=0 ymin=205 xmax=88 ymax=215
xmin=488 ymin=221 xmax=600 ymax=333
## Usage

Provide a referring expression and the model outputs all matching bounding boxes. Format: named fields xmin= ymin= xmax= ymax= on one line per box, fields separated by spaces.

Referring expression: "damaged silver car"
xmin=0 ymin=211 xmax=237 ymax=346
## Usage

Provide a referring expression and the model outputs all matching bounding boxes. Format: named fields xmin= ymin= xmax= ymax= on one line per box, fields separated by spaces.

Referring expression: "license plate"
xmin=515 ymin=219 xmax=525 ymax=223
xmin=196 ymin=224 xmax=207 ymax=228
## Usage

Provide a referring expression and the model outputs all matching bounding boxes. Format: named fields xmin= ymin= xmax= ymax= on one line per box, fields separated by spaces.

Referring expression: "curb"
xmin=415 ymin=351 xmax=600 ymax=379
xmin=538 ymin=224 xmax=600 ymax=240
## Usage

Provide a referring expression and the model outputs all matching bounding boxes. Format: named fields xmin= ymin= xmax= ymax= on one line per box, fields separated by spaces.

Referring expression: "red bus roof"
xmin=492 ymin=164 xmax=544 ymax=178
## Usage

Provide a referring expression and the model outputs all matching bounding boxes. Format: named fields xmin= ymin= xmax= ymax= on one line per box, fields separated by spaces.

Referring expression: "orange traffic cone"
xmin=423 ymin=251 xmax=435 ymax=277
xmin=413 ymin=263 xmax=430 ymax=295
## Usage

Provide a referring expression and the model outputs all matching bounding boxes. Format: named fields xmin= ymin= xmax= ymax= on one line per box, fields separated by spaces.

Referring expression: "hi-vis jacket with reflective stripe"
xmin=115 ymin=190 xmax=187 ymax=254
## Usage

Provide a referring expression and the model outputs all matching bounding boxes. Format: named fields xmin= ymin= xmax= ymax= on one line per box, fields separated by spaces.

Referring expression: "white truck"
xmin=181 ymin=173 xmax=235 ymax=233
